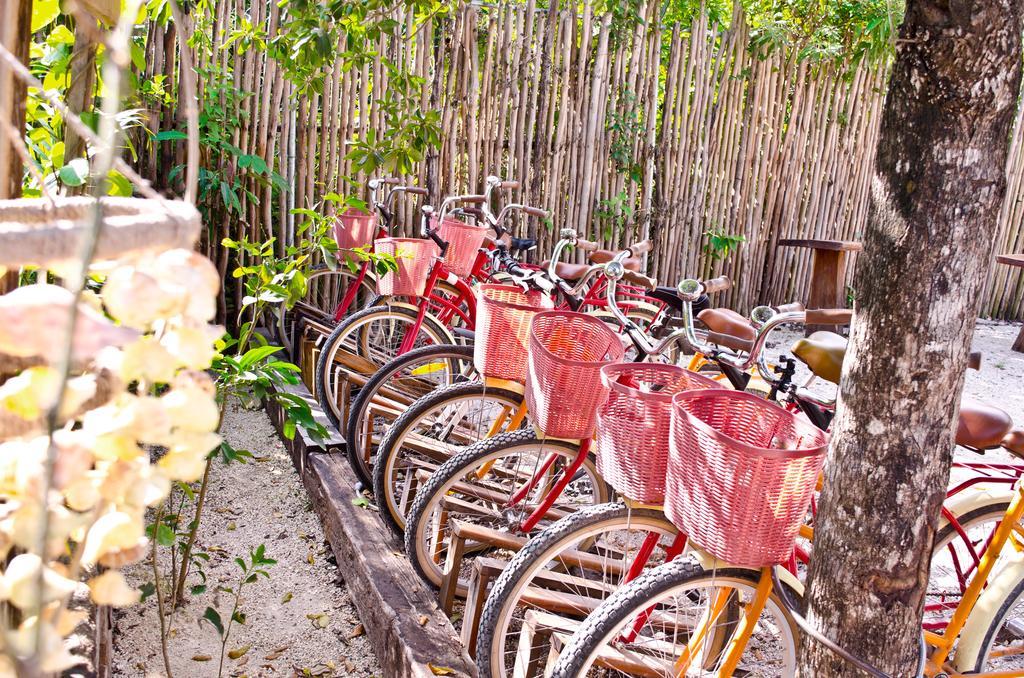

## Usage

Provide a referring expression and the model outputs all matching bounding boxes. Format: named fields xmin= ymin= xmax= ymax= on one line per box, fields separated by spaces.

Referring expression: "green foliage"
xmin=200 ymin=544 xmax=276 ymax=677
xmin=744 ymin=0 xmax=900 ymax=64
xmin=595 ymin=190 xmax=635 ymax=241
xmin=703 ymin=227 xmax=746 ymax=260
xmin=607 ymin=92 xmax=644 ymax=184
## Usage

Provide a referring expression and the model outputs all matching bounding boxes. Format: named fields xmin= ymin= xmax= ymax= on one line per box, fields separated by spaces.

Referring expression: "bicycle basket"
xmin=433 ymin=215 xmax=488 ymax=278
xmin=666 ymin=389 xmax=828 ymax=567
xmin=595 ymin=363 xmax=720 ymax=504
xmin=525 ymin=311 xmax=625 ymax=439
xmin=474 ymin=284 xmax=554 ymax=383
xmin=373 ymin=237 xmax=439 ymax=298
xmin=334 ymin=208 xmax=378 ymax=251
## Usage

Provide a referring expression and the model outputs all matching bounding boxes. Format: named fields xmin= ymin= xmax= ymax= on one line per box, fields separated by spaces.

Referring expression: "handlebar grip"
xmin=968 ymin=351 xmax=982 ymax=371
xmin=706 ymin=331 xmax=754 ymax=354
xmin=804 ymin=308 xmax=853 ymax=325
xmin=378 ymin=177 xmax=400 ymax=185
xmin=620 ymin=269 xmax=657 ymax=290
xmin=702 ymin=276 xmax=732 ymax=294
xmin=460 ymin=207 xmax=486 ymax=220
xmin=628 ymin=239 xmax=653 ymax=256
xmin=774 ymin=301 xmax=805 ymax=314
xmin=575 ymin=238 xmax=599 ymax=252
xmin=523 ymin=206 xmax=549 ymax=219
xmin=461 ymin=195 xmax=487 ymax=204
xmin=500 ymin=180 xmax=520 ymax=189
xmin=404 ymin=187 xmax=429 ymax=196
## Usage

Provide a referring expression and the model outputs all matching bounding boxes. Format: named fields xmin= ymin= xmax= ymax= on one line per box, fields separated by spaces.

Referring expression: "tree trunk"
xmin=798 ymin=1 xmax=1022 ymax=675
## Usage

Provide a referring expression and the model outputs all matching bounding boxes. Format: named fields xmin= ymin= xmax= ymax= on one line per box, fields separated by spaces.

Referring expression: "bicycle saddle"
xmin=510 ymin=237 xmax=537 ymax=252
xmin=587 ymin=250 xmax=641 ymax=271
xmin=790 ymin=331 xmax=847 ymax=384
xmin=957 ymin=400 xmax=1013 ymax=450
xmin=1002 ymin=428 xmax=1024 ymax=458
xmin=697 ymin=309 xmax=756 ymax=353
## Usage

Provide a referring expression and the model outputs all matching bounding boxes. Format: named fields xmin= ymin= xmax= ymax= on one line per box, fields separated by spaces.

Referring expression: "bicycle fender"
xmin=940 ymin=487 xmax=1016 ymax=530
xmin=951 ymin=549 xmax=1024 ymax=672
xmin=689 ymin=547 xmax=804 ymax=595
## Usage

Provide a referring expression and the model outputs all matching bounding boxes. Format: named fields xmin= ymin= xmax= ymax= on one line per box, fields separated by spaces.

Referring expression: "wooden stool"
xmin=778 ymin=239 xmax=862 ymax=334
xmin=996 ymin=254 xmax=1024 ymax=353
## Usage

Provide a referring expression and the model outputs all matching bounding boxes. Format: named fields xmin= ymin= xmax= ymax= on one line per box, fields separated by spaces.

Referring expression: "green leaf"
xmin=155 ymin=129 xmax=188 ymax=142
xmin=31 ymin=0 xmax=61 ymax=32
xmin=139 ymin=582 xmax=156 ymax=603
xmin=190 ymin=584 xmax=207 ymax=595
xmin=201 ymin=607 xmax=224 ymax=637
xmin=282 ymin=418 xmax=296 ymax=440
xmin=237 ymin=345 xmax=283 ymax=369
xmin=58 ymin=158 xmax=90 ymax=187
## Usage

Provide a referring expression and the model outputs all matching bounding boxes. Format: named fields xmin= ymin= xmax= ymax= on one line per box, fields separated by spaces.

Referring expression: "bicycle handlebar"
xmin=575 ymin=238 xmax=599 ymax=252
xmin=774 ymin=301 xmax=805 ymax=314
xmin=628 ymin=239 xmax=653 ymax=256
xmin=620 ymin=269 xmax=657 ymax=290
xmin=805 ymin=308 xmax=853 ymax=325
xmin=702 ymin=276 xmax=732 ymax=294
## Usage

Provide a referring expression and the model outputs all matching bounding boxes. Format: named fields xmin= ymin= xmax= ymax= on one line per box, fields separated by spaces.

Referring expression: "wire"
xmin=770 ymin=568 xmax=926 ymax=678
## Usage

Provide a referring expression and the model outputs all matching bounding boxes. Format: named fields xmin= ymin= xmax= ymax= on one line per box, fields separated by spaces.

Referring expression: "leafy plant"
xmin=703 ymin=227 xmax=746 ymax=260
xmin=200 ymin=544 xmax=277 ymax=677
xmin=596 ymin=190 xmax=636 ymax=240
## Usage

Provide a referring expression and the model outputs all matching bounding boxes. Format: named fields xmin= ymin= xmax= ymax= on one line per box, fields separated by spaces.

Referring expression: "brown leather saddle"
xmin=791 ymin=332 xmax=1022 ymax=457
xmin=541 ymin=250 xmax=641 ymax=281
xmin=697 ymin=308 xmax=756 ymax=353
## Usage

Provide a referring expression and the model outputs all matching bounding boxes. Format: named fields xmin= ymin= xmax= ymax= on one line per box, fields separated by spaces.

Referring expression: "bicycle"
xmin=274 ymin=177 xmax=429 ymax=357
xmin=374 ymin=235 xmax=661 ymax=535
xmin=464 ymin=298 xmax=1023 ymax=677
xmin=545 ymin=417 xmax=1024 ymax=677
xmin=313 ymin=179 xmax=525 ymax=430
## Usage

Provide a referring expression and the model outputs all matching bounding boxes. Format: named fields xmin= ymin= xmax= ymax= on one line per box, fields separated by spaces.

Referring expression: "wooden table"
xmin=777 ymin=239 xmax=862 ymax=334
xmin=996 ymin=254 xmax=1024 ymax=352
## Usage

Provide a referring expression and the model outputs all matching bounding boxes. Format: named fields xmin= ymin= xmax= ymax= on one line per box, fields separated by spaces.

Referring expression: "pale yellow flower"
xmin=88 ymin=570 xmax=140 ymax=607
xmin=1 ymin=554 xmax=77 ymax=610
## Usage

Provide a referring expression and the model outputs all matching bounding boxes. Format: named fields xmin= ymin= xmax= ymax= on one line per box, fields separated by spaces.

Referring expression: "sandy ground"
xmin=112 ymin=400 xmax=381 ymax=677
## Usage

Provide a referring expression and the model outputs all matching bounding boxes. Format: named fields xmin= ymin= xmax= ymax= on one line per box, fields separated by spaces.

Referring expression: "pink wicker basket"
xmin=433 ymin=216 xmax=488 ymax=278
xmin=666 ymin=390 xmax=828 ymax=567
xmin=334 ymin=208 xmax=378 ymax=251
xmin=595 ymin=364 xmax=721 ymax=504
xmin=474 ymin=284 xmax=554 ymax=383
xmin=525 ymin=311 xmax=625 ymax=439
xmin=373 ymin=238 xmax=439 ymax=297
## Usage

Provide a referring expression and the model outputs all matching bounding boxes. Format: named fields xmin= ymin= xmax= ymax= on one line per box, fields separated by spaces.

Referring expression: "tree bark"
xmin=798 ymin=1 xmax=1022 ymax=675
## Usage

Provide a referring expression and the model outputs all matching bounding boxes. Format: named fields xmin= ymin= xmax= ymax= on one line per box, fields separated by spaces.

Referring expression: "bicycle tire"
xmin=373 ymin=381 xmax=526 ymax=536
xmin=314 ymin=304 xmax=453 ymax=430
xmin=477 ymin=503 xmax=680 ymax=678
xmin=549 ymin=560 xmax=799 ymax=677
xmin=403 ymin=429 xmax=609 ymax=594
xmin=344 ymin=343 xmax=475 ymax=486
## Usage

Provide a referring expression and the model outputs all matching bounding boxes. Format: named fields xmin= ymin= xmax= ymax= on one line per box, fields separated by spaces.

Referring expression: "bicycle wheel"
xmin=477 ymin=503 xmax=682 ymax=678
xmin=549 ymin=560 xmax=799 ymax=677
xmin=927 ymin=499 xmax=1014 ymax=629
xmin=403 ymin=429 xmax=610 ymax=595
xmin=314 ymin=304 xmax=453 ymax=430
xmin=275 ymin=265 xmax=377 ymax=356
xmin=954 ymin=559 xmax=1024 ymax=673
xmin=344 ymin=344 xmax=476 ymax=486
xmin=373 ymin=381 xmax=528 ymax=536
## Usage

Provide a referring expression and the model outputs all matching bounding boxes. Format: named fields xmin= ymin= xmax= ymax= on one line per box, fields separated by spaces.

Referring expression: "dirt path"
xmin=113 ymin=400 xmax=381 ymax=677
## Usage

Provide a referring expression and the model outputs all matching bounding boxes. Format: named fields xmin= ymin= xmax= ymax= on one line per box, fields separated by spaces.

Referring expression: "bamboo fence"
xmin=136 ymin=1 xmax=1024 ymax=320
